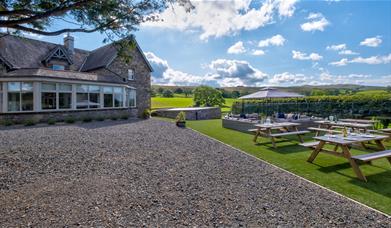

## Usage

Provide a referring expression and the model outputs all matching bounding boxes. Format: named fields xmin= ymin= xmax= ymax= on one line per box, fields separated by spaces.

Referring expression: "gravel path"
xmin=0 ymin=119 xmax=389 ymax=227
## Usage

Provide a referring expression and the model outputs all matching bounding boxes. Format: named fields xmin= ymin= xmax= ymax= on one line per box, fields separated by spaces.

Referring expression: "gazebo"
xmin=238 ymin=87 xmax=304 ymax=115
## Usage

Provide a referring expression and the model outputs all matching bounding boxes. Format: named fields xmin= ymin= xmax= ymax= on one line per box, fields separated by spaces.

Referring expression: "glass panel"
xmin=89 ymin=85 xmax=100 ymax=93
xmin=59 ymin=83 xmax=72 ymax=92
xmin=42 ymin=83 xmax=56 ymax=91
xmin=52 ymin=65 xmax=65 ymax=70
xmin=0 ymin=82 xmax=2 ymax=91
xmin=89 ymin=93 xmax=100 ymax=108
xmin=104 ymin=94 xmax=113 ymax=107
xmin=22 ymin=82 xmax=33 ymax=91
xmin=0 ymin=93 xmax=3 ymax=113
xmin=76 ymin=93 xmax=88 ymax=109
xmin=103 ymin=86 xmax=113 ymax=94
xmin=76 ymin=85 xmax=88 ymax=93
xmin=113 ymin=87 xmax=122 ymax=94
xmin=114 ymin=93 xmax=123 ymax=107
xmin=59 ymin=93 xmax=71 ymax=109
xmin=41 ymin=92 xmax=56 ymax=110
xmin=128 ymin=89 xmax=136 ymax=107
xmin=8 ymin=93 xmax=20 ymax=111
xmin=128 ymin=69 xmax=134 ymax=80
xmin=8 ymin=82 xmax=20 ymax=92
xmin=21 ymin=92 xmax=33 ymax=111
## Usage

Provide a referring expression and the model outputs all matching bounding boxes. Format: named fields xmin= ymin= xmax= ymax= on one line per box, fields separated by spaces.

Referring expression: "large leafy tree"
xmin=0 ymin=0 xmax=192 ymax=57
xmin=193 ymin=86 xmax=225 ymax=107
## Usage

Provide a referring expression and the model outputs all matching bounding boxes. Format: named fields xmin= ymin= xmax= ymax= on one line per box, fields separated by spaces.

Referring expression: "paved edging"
xmin=189 ymin=127 xmax=391 ymax=218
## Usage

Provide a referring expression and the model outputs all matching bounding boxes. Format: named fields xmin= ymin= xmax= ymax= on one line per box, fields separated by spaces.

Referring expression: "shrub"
xmin=162 ymin=89 xmax=174 ymax=98
xmin=96 ymin=116 xmax=105 ymax=121
xmin=111 ymin=115 xmax=118 ymax=120
xmin=120 ymin=114 xmax=129 ymax=120
xmin=142 ymin=109 xmax=150 ymax=119
xmin=47 ymin=118 xmax=56 ymax=125
xmin=1 ymin=119 xmax=13 ymax=126
xmin=150 ymin=111 xmax=158 ymax=117
xmin=175 ymin=111 xmax=186 ymax=123
xmin=82 ymin=116 xmax=93 ymax=122
xmin=65 ymin=116 xmax=76 ymax=123
xmin=24 ymin=119 xmax=36 ymax=126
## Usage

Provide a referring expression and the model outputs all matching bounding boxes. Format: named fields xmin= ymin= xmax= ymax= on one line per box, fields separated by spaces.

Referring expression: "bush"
xmin=142 ymin=109 xmax=150 ymax=119
xmin=110 ymin=115 xmax=118 ymax=120
xmin=120 ymin=114 xmax=129 ymax=120
xmin=47 ymin=118 xmax=56 ymax=125
xmin=96 ymin=116 xmax=105 ymax=121
xmin=65 ymin=116 xmax=76 ymax=123
xmin=1 ymin=119 xmax=13 ymax=126
xmin=24 ymin=119 xmax=36 ymax=126
xmin=150 ymin=111 xmax=158 ymax=117
xmin=175 ymin=111 xmax=186 ymax=123
xmin=82 ymin=116 xmax=93 ymax=122
xmin=162 ymin=89 xmax=174 ymax=98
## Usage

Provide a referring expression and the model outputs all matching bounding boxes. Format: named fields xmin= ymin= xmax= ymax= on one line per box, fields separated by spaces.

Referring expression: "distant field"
xmin=151 ymin=96 xmax=236 ymax=113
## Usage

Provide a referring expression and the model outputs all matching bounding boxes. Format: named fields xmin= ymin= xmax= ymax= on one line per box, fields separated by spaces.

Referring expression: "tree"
xmin=0 ymin=0 xmax=193 ymax=59
xmin=193 ymin=86 xmax=225 ymax=107
xmin=183 ymin=88 xmax=192 ymax=97
xmin=387 ymin=86 xmax=391 ymax=93
xmin=162 ymin=89 xmax=174 ymax=98
xmin=231 ymin=90 xmax=240 ymax=98
xmin=174 ymin=87 xmax=183 ymax=94
xmin=157 ymin=87 xmax=164 ymax=94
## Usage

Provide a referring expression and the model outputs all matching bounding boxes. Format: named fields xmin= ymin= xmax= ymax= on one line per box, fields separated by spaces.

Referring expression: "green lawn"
xmin=151 ymin=96 xmax=236 ymax=113
xmin=184 ymin=119 xmax=391 ymax=215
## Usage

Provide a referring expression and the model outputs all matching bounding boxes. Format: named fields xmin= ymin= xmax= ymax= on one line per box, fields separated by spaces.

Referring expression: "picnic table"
xmin=307 ymin=134 xmax=389 ymax=181
xmin=313 ymin=121 xmax=373 ymax=136
xmin=339 ymin=118 xmax=376 ymax=125
xmin=251 ymin=122 xmax=309 ymax=148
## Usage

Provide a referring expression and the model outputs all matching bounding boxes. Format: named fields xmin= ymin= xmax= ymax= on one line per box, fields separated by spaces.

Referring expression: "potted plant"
xmin=175 ymin=111 xmax=186 ymax=127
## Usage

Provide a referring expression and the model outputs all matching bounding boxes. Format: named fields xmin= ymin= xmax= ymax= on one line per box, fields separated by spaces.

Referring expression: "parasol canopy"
xmin=238 ymin=87 xmax=304 ymax=99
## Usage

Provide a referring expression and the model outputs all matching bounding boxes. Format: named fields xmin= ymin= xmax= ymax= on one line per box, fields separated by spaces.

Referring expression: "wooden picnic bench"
xmin=251 ymin=122 xmax=309 ymax=148
xmin=351 ymin=150 xmax=391 ymax=182
xmin=308 ymin=127 xmax=342 ymax=135
xmin=299 ymin=141 xmax=320 ymax=149
xmin=308 ymin=134 xmax=389 ymax=181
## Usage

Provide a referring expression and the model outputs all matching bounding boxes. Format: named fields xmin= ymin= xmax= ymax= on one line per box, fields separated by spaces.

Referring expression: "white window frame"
xmin=7 ymin=82 xmax=34 ymax=112
xmin=128 ymin=69 xmax=134 ymax=80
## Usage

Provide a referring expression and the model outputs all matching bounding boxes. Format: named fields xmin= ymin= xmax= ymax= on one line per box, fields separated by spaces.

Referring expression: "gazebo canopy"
xmin=239 ymin=87 xmax=304 ymax=99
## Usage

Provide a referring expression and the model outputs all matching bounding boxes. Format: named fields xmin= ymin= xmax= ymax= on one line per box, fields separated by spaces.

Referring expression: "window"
xmin=114 ymin=87 xmax=123 ymax=107
xmin=41 ymin=83 xmax=56 ymax=110
xmin=76 ymin=84 xmax=101 ymax=109
xmin=128 ymin=69 xmax=134 ymax=80
xmin=59 ymin=83 xmax=72 ymax=109
xmin=0 ymin=82 xmax=2 ymax=113
xmin=7 ymin=82 xmax=33 ymax=112
xmin=52 ymin=65 xmax=65 ymax=71
xmin=103 ymin=86 xmax=113 ymax=108
xmin=127 ymin=89 xmax=136 ymax=107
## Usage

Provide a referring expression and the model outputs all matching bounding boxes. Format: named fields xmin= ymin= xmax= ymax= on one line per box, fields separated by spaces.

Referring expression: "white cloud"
xmin=258 ymin=34 xmax=286 ymax=47
xmin=227 ymin=41 xmax=246 ymax=54
xmin=329 ymin=58 xmax=349 ymax=66
xmin=338 ymin=50 xmax=359 ymax=55
xmin=143 ymin=0 xmax=298 ymax=40
xmin=351 ymin=54 xmax=391 ymax=64
xmin=209 ymin=59 xmax=268 ymax=82
xmin=292 ymin=50 xmax=323 ymax=61
xmin=269 ymin=72 xmax=308 ymax=84
xmin=277 ymin=0 xmax=298 ymax=17
xmin=301 ymin=12 xmax=330 ymax=32
xmin=360 ymin=36 xmax=382 ymax=47
xmin=326 ymin=44 xmax=346 ymax=51
xmin=252 ymin=49 xmax=266 ymax=56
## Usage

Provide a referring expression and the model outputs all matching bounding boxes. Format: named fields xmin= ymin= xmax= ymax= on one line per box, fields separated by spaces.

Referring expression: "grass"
xmin=151 ymin=96 xmax=236 ymax=113
xmin=183 ymin=119 xmax=391 ymax=215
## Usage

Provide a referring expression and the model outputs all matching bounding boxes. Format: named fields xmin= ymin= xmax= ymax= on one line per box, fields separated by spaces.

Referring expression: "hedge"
xmin=232 ymin=94 xmax=391 ymax=118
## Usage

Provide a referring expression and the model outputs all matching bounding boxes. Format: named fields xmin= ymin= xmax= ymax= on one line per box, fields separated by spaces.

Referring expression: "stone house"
xmin=0 ymin=33 xmax=152 ymax=122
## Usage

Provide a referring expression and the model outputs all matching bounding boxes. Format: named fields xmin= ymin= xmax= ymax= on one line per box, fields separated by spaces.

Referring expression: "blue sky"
xmin=14 ymin=0 xmax=391 ymax=87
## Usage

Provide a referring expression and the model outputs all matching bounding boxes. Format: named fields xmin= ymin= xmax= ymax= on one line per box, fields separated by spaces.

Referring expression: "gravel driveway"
xmin=0 ymin=119 xmax=389 ymax=227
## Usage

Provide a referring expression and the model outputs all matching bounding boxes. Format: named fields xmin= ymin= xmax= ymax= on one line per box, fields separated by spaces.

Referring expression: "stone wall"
xmin=155 ymin=107 xmax=221 ymax=120
xmin=0 ymin=108 xmax=137 ymax=123
xmin=90 ymin=46 xmax=151 ymax=117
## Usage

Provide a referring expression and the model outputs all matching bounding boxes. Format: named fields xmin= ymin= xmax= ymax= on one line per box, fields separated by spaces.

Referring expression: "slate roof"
xmin=1 ymin=68 xmax=125 ymax=84
xmin=0 ymin=33 xmax=153 ymax=82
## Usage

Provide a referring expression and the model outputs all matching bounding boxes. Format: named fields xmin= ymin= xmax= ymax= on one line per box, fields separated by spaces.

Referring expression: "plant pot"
xmin=176 ymin=121 xmax=186 ymax=128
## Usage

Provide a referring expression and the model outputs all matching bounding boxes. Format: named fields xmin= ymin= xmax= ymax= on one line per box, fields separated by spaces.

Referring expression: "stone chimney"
xmin=64 ymin=33 xmax=74 ymax=55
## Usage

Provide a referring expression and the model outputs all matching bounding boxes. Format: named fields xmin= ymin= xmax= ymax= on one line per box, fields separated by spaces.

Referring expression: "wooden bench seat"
xmin=270 ymin=130 xmax=310 ymax=137
xmin=299 ymin=141 xmax=320 ymax=148
xmin=248 ymin=129 xmax=259 ymax=132
xmin=308 ymin=127 xmax=341 ymax=134
xmin=352 ymin=150 xmax=391 ymax=162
